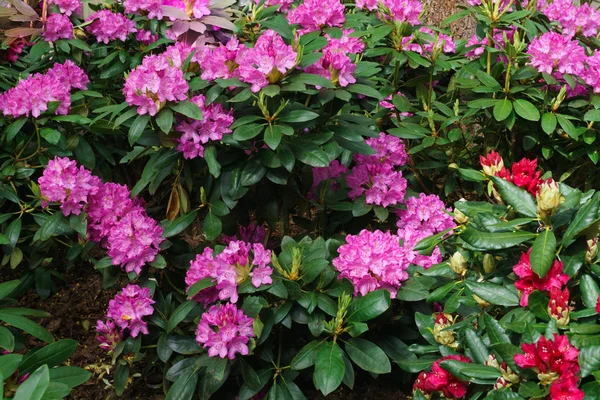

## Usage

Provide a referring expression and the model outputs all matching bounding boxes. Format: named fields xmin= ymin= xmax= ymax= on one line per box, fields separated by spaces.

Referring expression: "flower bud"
xmin=548 ymin=287 xmax=570 ymax=328
xmin=449 ymin=252 xmax=468 ymax=276
xmin=483 ymin=254 xmax=496 ymax=274
xmin=472 ymin=294 xmax=490 ymax=308
xmin=586 ymin=238 xmax=598 ymax=264
xmin=454 ymin=208 xmax=469 ymax=225
xmin=433 ymin=313 xmax=459 ymax=349
xmin=480 ymin=151 xmax=504 ymax=176
xmin=536 ymin=179 xmax=563 ymax=220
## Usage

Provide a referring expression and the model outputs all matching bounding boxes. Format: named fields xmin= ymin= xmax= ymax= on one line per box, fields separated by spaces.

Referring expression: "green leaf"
xmin=40 ymin=128 xmax=61 ymax=145
xmin=461 ymin=227 xmax=536 ymax=250
xmin=493 ymin=99 xmax=513 ymax=121
xmin=156 ymin=108 xmax=174 ymax=134
xmin=20 ymin=339 xmax=77 ymax=374
xmin=291 ymin=340 xmax=324 ymax=370
xmin=580 ymin=346 xmax=600 ymax=378
xmin=170 ymin=101 xmax=203 ymax=120
xmin=344 ymin=338 xmax=391 ymax=374
xmin=114 ymin=363 xmax=129 ymax=396
xmin=530 ymin=228 xmax=557 ymax=278
xmin=465 ymin=329 xmax=489 ymax=365
xmin=0 ymin=279 xmax=20 ymax=300
xmin=203 ymin=146 xmax=221 ymax=178
xmin=290 ymin=73 xmax=335 ymax=89
xmin=347 ymin=290 xmax=390 ymax=322
xmin=39 ymin=212 xmax=63 ymax=241
xmin=490 ymin=176 xmax=537 ymax=217
xmin=0 ymin=313 xmax=54 ymax=343
xmin=48 ymin=366 xmax=92 ymax=388
xmin=484 ymin=313 xmax=510 ymax=345
xmin=128 ymin=114 xmax=150 ymax=146
xmin=513 ymin=99 xmax=540 ymax=121
xmin=233 ymin=124 xmax=265 ymax=141
xmin=203 ymin=211 xmax=222 ymax=241
xmin=562 ymin=193 xmax=600 ymax=245
xmin=465 ymin=282 xmax=519 ymax=307
xmin=14 ymin=364 xmax=49 ymax=400
xmin=346 ymin=84 xmax=383 ymax=100
xmin=581 ymin=275 xmax=600 ymax=309
xmin=4 ymin=118 xmax=27 ymax=141
xmin=292 ymin=145 xmax=330 ymax=167
xmin=187 ymin=278 xmax=216 ymax=299
xmin=439 ymin=360 xmax=501 ymax=384
xmin=167 ymin=301 xmax=197 ymax=333
xmin=541 ymin=112 xmax=557 ymax=135
xmin=557 ymin=114 xmax=580 ymax=139
xmin=167 ymin=336 xmax=201 ymax=355
xmin=279 ymin=110 xmax=319 ymax=123
xmin=0 ymin=326 xmax=14 ymax=352
xmin=162 ymin=210 xmax=198 ymax=238
xmin=264 ymin=125 xmax=283 ymax=150
xmin=313 ymin=341 xmax=345 ymax=396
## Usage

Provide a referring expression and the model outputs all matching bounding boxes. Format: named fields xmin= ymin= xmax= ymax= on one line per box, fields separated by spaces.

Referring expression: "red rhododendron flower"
xmin=549 ymin=372 xmax=585 ymax=400
xmin=413 ymin=354 xmax=471 ymax=399
xmin=480 ymin=150 xmax=504 ymax=176
xmin=596 ymin=295 xmax=600 ymax=314
xmin=511 ymin=157 xmax=543 ymax=195
xmin=514 ymin=334 xmax=580 ymax=376
xmin=513 ymin=250 xmax=569 ymax=306
xmin=548 ymin=287 xmax=570 ymax=326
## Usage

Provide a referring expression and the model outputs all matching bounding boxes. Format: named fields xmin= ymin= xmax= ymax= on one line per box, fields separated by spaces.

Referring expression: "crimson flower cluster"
xmin=480 ymin=151 xmax=543 ymax=195
xmin=514 ymin=334 xmax=584 ymax=400
xmin=413 ymin=355 xmax=472 ymax=399
xmin=513 ymin=250 xmax=569 ymax=307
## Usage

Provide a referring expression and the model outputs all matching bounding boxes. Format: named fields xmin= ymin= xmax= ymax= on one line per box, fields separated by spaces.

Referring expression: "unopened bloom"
xmin=106 ymin=284 xmax=155 ymax=337
xmin=483 ymin=254 xmax=496 ymax=274
xmin=433 ymin=313 xmax=458 ymax=348
xmin=38 ymin=157 xmax=100 ymax=216
xmin=85 ymin=10 xmax=136 ymax=44
xmin=43 ymin=14 xmax=74 ymax=42
xmin=537 ymin=179 xmax=563 ymax=220
xmin=195 ymin=303 xmax=255 ymax=359
xmin=513 ymin=250 xmax=569 ymax=306
xmin=449 ymin=251 xmax=467 ymax=276
xmin=309 ymin=160 xmax=348 ymax=200
xmin=332 ymin=229 xmax=410 ymax=297
xmin=287 ymin=0 xmax=345 ymax=34
xmin=527 ymin=32 xmax=586 ymax=76
xmin=48 ymin=0 xmax=81 ymax=16
xmin=236 ymin=30 xmax=297 ymax=92
xmin=95 ymin=320 xmax=122 ymax=352
xmin=185 ymin=242 xmax=273 ymax=304
xmin=480 ymin=150 xmax=505 ymax=176
xmin=515 ymin=334 xmax=580 ymax=384
xmin=587 ymin=238 xmax=599 ymax=264
xmin=413 ymin=354 xmax=471 ymax=399
xmin=176 ymin=94 xmax=233 ymax=159
xmin=548 ymin=287 xmax=570 ymax=327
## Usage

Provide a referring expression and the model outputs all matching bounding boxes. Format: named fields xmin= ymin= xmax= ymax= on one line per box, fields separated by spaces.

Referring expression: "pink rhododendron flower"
xmin=106 ymin=284 xmax=155 ymax=337
xmin=347 ymin=163 xmax=407 ymax=207
xmin=287 ymin=0 xmax=345 ymax=34
xmin=106 ymin=208 xmax=165 ymax=275
xmin=356 ymin=132 xmax=408 ymax=168
xmin=95 ymin=320 xmax=122 ymax=352
xmin=123 ymin=0 xmax=163 ymax=19
xmin=1 ymin=38 xmax=29 ymax=63
xmin=585 ymin=51 xmax=600 ymax=93
xmin=43 ymin=14 xmax=74 ymax=42
xmin=38 ymin=157 xmax=100 ymax=216
xmin=309 ymin=160 xmax=348 ymax=199
xmin=236 ymin=30 xmax=297 ymax=92
xmin=513 ymin=250 xmax=569 ymax=306
xmin=135 ymin=29 xmax=159 ymax=45
xmin=332 ymin=229 xmax=410 ymax=297
xmin=413 ymin=355 xmax=471 ymax=399
xmin=381 ymin=0 xmax=423 ymax=25
xmin=223 ymin=224 xmax=267 ymax=245
xmin=46 ymin=59 xmax=90 ymax=90
xmin=543 ymin=0 xmax=600 ymax=38
xmin=200 ymin=38 xmax=244 ymax=81
xmin=195 ymin=303 xmax=255 ymax=359
xmin=185 ymin=241 xmax=273 ymax=304
xmin=305 ymin=30 xmax=363 ymax=87
xmin=123 ymin=50 xmax=189 ymax=116
xmin=48 ymin=0 xmax=81 ymax=16
xmin=527 ymin=32 xmax=586 ymax=76
xmin=176 ymin=94 xmax=234 ymax=158
xmin=355 ymin=0 xmax=378 ymax=10
xmin=85 ymin=10 xmax=137 ymax=44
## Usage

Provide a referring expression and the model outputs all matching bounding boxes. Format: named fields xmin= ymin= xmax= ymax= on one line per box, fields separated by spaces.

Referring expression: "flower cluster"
xmin=309 ymin=160 xmax=348 ymax=200
xmin=481 ymin=152 xmax=543 ymax=195
xmin=347 ymin=132 xmax=408 ymax=207
xmin=287 ymin=0 xmax=345 ymax=34
xmin=548 ymin=287 xmax=570 ymax=327
xmin=39 ymin=157 xmax=100 ymax=216
xmin=176 ymin=94 xmax=234 ymax=158
xmin=195 ymin=303 xmax=255 ymax=359
xmin=404 ymin=27 xmax=456 ymax=55
xmin=43 ymin=13 xmax=74 ymax=42
xmin=48 ymin=0 xmax=81 ymax=16
xmin=515 ymin=334 xmax=583 ymax=399
xmin=135 ymin=29 xmax=159 ymax=45
xmin=123 ymin=45 xmax=189 ymax=116
xmin=199 ymin=38 xmax=243 ymax=81
xmin=95 ymin=320 xmax=122 ymax=352
xmin=396 ymin=193 xmax=455 ymax=269
xmin=513 ymin=250 xmax=569 ymax=307
xmin=39 ymin=157 xmax=164 ymax=274
xmin=104 ymin=284 xmax=155 ymax=338
xmin=543 ymin=0 xmax=600 ymax=38
xmin=185 ymin=241 xmax=273 ymax=304
xmin=332 ymin=229 xmax=410 ymax=297
xmin=360 ymin=0 xmax=422 ymax=24
xmin=0 ymin=60 xmax=88 ymax=118
xmin=413 ymin=355 xmax=471 ymax=399
xmin=527 ymin=32 xmax=586 ymax=76
xmin=86 ymin=10 xmax=137 ymax=44
xmin=305 ymin=30 xmax=364 ymax=87
xmin=223 ymin=223 xmax=267 ymax=245
xmin=123 ymin=0 xmax=164 ymax=19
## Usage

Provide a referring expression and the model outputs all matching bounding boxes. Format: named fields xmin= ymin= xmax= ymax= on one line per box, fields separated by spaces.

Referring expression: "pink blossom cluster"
xmin=0 ymin=60 xmax=88 ymax=118
xmin=585 ymin=51 xmax=600 ymax=93
xmin=347 ymin=132 xmax=408 ymax=207
xmin=222 ymin=223 xmax=267 ymax=245
xmin=185 ymin=241 xmax=273 ymax=305
xmin=465 ymin=27 xmax=516 ymax=60
xmin=95 ymin=320 xmax=122 ymax=352
xmin=176 ymin=94 xmax=234 ymax=159
xmin=136 ymin=29 xmax=159 ymax=45
xmin=543 ymin=0 xmax=600 ymax=38
xmin=86 ymin=10 xmax=137 ymax=44
xmin=123 ymin=46 xmax=190 ymax=116
xmin=48 ymin=0 xmax=81 ymax=16
xmin=43 ymin=13 xmax=74 ymax=42
xmin=287 ymin=0 xmax=345 ymax=34
xmin=358 ymin=0 xmax=422 ymax=25
xmin=305 ymin=30 xmax=364 ymax=87
xmin=527 ymin=32 xmax=586 ymax=76
xmin=332 ymin=229 xmax=410 ymax=297
xmin=404 ymin=27 xmax=455 ymax=55
xmin=195 ymin=303 xmax=255 ymax=359
xmin=513 ymin=249 xmax=569 ymax=307
xmin=199 ymin=38 xmax=244 ymax=81
xmin=104 ymin=284 xmax=155 ymax=338
xmin=396 ymin=193 xmax=455 ymax=269
xmin=309 ymin=160 xmax=348 ymax=200
xmin=123 ymin=0 xmax=164 ymax=19
xmin=1 ymin=38 xmax=29 ymax=63
xmin=39 ymin=157 xmax=164 ymax=274
xmin=255 ymin=0 xmax=294 ymax=11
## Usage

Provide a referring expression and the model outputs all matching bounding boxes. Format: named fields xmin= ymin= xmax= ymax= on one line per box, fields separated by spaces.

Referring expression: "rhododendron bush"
xmin=2 ymin=0 xmax=600 ymax=398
